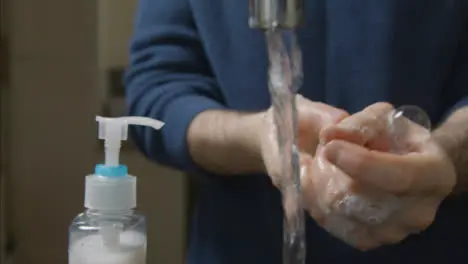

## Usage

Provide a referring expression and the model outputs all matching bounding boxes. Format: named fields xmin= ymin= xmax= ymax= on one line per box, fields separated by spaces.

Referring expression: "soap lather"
xmin=68 ymin=116 xmax=164 ymax=264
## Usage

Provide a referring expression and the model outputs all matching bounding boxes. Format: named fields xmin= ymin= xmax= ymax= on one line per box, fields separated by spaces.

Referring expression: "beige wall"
xmin=5 ymin=0 xmax=187 ymax=263
xmin=97 ymin=0 xmax=137 ymax=69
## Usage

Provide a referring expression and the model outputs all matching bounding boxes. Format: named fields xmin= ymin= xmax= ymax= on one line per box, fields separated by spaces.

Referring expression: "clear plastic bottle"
xmin=68 ymin=116 xmax=164 ymax=264
xmin=69 ymin=209 xmax=147 ymax=264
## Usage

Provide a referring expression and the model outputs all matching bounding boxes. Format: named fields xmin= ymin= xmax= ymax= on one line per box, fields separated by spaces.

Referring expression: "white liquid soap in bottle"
xmin=69 ymin=116 xmax=164 ymax=264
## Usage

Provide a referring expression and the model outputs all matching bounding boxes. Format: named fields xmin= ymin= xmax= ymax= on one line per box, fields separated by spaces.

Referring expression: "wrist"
xmin=432 ymin=130 xmax=457 ymax=165
xmin=235 ymin=111 xmax=268 ymax=173
xmin=187 ymin=109 xmax=266 ymax=175
xmin=432 ymin=110 xmax=467 ymax=170
xmin=433 ymin=107 xmax=468 ymax=163
xmin=432 ymin=120 xmax=467 ymax=194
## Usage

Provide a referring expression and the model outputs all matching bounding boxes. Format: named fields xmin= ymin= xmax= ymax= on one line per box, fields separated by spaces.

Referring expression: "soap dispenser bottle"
xmin=68 ymin=116 xmax=164 ymax=264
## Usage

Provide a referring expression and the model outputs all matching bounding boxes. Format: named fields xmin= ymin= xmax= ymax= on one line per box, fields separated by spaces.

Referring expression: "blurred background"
xmin=0 ymin=0 xmax=196 ymax=263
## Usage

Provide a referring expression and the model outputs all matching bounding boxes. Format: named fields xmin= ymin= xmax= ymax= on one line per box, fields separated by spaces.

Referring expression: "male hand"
xmin=260 ymin=94 xmax=348 ymax=187
xmin=300 ymin=103 xmax=456 ymax=250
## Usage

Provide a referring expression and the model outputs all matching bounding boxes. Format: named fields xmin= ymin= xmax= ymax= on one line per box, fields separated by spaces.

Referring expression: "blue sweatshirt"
xmin=125 ymin=0 xmax=468 ymax=263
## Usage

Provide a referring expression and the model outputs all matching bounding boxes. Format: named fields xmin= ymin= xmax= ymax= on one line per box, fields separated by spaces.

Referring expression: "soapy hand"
xmin=301 ymin=103 xmax=456 ymax=250
xmin=260 ymin=94 xmax=348 ymax=188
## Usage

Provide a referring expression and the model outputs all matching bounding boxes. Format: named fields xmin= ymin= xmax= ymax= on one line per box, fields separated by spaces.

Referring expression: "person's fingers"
xmin=297 ymin=95 xmax=348 ymax=127
xmin=261 ymin=109 xmax=283 ymax=186
xmin=323 ymin=215 xmax=378 ymax=251
xmin=320 ymin=102 xmax=393 ymax=151
xmin=334 ymin=192 xmax=401 ymax=226
xmin=300 ymin=154 xmax=326 ymax=225
xmin=310 ymin=145 xmax=354 ymax=213
xmin=368 ymin=226 xmax=408 ymax=246
xmin=362 ymin=102 xmax=394 ymax=114
xmin=302 ymin=153 xmax=379 ymax=250
xmin=396 ymin=197 xmax=439 ymax=233
xmin=296 ymin=95 xmax=348 ymax=154
xmin=323 ymin=140 xmax=433 ymax=195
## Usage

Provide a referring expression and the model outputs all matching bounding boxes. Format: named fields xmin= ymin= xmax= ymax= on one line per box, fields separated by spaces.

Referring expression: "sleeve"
xmin=442 ymin=21 xmax=468 ymax=119
xmin=124 ymin=0 xmax=227 ymax=172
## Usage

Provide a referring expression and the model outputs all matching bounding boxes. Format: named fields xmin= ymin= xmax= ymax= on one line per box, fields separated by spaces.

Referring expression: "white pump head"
xmin=96 ymin=116 xmax=164 ymax=167
xmin=85 ymin=116 xmax=164 ymax=211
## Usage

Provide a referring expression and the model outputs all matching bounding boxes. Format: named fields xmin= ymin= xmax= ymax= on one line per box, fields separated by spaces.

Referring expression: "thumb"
xmin=324 ymin=139 xmax=422 ymax=194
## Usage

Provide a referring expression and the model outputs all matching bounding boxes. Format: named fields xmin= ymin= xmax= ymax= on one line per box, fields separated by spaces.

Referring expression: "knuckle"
xmin=365 ymin=102 xmax=394 ymax=113
xmin=375 ymin=102 xmax=394 ymax=110
xmin=324 ymin=109 xmax=348 ymax=123
xmin=334 ymin=223 xmax=381 ymax=251
xmin=354 ymin=239 xmax=381 ymax=251
xmin=351 ymin=150 xmax=370 ymax=173
xmin=335 ymin=109 xmax=350 ymax=120
xmin=411 ymin=210 xmax=436 ymax=231
xmin=374 ymin=228 xmax=407 ymax=245
xmin=356 ymin=244 xmax=377 ymax=252
xmin=390 ymin=178 xmax=412 ymax=196
xmin=337 ymin=113 xmax=382 ymax=143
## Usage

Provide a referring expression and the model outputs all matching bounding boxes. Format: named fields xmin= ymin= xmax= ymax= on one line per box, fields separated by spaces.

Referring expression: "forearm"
xmin=187 ymin=110 xmax=266 ymax=175
xmin=433 ymin=106 xmax=468 ymax=193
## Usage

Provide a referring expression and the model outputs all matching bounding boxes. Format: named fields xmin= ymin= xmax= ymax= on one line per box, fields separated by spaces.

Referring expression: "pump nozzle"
xmin=83 ymin=115 xmax=164 ymax=220
xmin=95 ymin=116 xmax=164 ymax=174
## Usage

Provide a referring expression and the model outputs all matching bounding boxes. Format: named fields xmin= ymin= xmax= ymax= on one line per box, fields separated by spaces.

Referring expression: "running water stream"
xmin=265 ymin=29 xmax=306 ymax=264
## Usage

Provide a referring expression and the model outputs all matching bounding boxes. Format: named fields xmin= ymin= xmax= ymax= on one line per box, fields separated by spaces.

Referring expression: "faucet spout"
xmin=249 ymin=0 xmax=304 ymax=30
